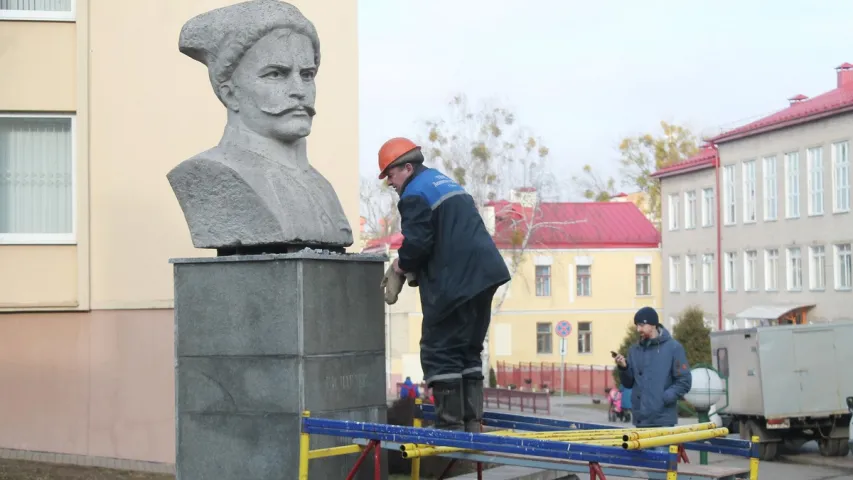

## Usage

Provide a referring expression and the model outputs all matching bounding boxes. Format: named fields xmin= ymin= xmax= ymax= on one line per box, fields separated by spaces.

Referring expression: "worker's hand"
xmin=392 ymin=257 xmax=405 ymax=275
xmin=614 ymin=354 xmax=627 ymax=369
xmin=381 ymin=263 xmax=405 ymax=305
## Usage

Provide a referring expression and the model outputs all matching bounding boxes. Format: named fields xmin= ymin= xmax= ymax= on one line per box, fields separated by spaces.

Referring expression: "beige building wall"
xmin=0 ymin=0 xmax=359 ymax=465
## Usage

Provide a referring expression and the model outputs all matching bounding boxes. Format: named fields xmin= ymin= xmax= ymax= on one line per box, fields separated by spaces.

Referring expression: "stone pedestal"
xmin=171 ymin=251 xmax=388 ymax=480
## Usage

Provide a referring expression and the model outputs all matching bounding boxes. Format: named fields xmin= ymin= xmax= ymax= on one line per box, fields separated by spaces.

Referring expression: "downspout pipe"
xmin=713 ymin=146 xmax=723 ymax=331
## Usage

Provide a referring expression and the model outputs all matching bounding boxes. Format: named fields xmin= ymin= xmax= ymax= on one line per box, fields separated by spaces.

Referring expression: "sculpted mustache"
xmin=260 ymin=105 xmax=316 ymax=116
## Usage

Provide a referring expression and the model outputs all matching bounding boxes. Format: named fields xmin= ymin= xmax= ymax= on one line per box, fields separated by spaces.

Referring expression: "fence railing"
xmin=395 ymin=382 xmax=551 ymax=415
xmin=496 ymin=361 xmax=616 ymax=397
xmin=485 ymin=387 xmax=550 ymax=414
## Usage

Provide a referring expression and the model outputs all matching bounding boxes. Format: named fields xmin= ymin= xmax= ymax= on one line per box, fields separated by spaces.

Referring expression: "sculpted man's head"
xmin=178 ymin=0 xmax=321 ymax=143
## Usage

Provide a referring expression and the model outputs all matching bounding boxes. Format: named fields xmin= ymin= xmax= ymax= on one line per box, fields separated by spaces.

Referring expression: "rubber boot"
xmin=463 ymin=378 xmax=484 ymax=433
xmin=431 ymin=380 xmax=465 ymax=431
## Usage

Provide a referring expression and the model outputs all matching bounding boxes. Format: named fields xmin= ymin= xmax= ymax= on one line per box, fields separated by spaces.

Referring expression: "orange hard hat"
xmin=378 ymin=137 xmax=420 ymax=179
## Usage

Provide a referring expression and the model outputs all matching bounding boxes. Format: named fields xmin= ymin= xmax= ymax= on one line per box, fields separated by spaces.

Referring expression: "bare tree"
xmin=359 ymin=176 xmax=400 ymax=241
xmin=571 ymin=121 xmax=700 ymax=229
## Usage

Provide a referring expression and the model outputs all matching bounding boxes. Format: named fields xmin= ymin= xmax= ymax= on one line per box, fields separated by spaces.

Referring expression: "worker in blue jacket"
xmin=376 ymin=137 xmax=511 ymax=432
xmin=613 ymin=307 xmax=692 ymax=428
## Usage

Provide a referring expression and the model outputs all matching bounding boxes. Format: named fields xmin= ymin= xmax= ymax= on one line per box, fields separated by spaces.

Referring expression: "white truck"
xmin=710 ymin=322 xmax=853 ymax=461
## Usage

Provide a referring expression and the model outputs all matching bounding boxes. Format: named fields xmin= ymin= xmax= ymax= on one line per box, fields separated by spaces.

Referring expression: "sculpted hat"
xmin=178 ymin=0 xmax=321 ymax=99
xmin=634 ymin=306 xmax=660 ymax=326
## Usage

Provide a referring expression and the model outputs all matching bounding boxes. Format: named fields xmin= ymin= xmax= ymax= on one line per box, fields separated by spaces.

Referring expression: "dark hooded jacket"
xmin=396 ymin=165 xmax=510 ymax=321
xmin=618 ymin=327 xmax=692 ymax=427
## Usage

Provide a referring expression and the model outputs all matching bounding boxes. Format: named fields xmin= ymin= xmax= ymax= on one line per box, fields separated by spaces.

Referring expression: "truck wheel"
xmin=758 ymin=442 xmax=778 ymax=460
xmin=818 ymin=438 xmax=848 ymax=456
xmin=739 ymin=419 xmax=779 ymax=460
xmin=836 ymin=439 xmax=850 ymax=457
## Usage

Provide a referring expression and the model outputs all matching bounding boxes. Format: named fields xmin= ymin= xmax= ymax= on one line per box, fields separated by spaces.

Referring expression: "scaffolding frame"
xmin=298 ymin=400 xmax=761 ymax=480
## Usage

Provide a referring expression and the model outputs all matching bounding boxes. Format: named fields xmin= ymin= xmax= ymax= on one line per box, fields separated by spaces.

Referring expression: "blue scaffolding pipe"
xmin=419 ymin=405 xmax=755 ymax=458
xmin=301 ymin=417 xmax=674 ymax=470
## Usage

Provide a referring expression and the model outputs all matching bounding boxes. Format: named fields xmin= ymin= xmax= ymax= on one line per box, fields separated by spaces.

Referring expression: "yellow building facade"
xmin=367 ymin=201 xmax=662 ymax=388
xmin=0 ymin=0 xmax=359 ymax=467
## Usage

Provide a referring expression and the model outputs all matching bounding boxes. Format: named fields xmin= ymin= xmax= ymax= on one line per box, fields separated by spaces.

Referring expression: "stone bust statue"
xmin=167 ymin=0 xmax=353 ymax=255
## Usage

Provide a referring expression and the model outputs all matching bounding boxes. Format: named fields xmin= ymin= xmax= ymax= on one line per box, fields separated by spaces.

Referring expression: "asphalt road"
xmin=516 ymin=395 xmax=853 ymax=479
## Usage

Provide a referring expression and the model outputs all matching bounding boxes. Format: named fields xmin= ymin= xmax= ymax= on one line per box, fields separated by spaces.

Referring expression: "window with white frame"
xmin=576 ymin=265 xmax=591 ymax=296
xmin=577 ymin=322 xmax=592 ymax=354
xmin=807 ymin=146 xmax=824 ymax=215
xmin=635 ymin=263 xmax=651 ymax=296
xmin=744 ymin=250 xmax=758 ymax=291
xmin=832 ymin=141 xmax=850 ymax=213
xmin=763 ymin=156 xmax=777 ymax=220
xmin=836 ymin=243 xmax=852 ymax=290
xmin=0 ymin=0 xmax=75 ymax=21
xmin=702 ymin=254 xmax=714 ymax=292
xmin=669 ymin=256 xmax=680 ymax=292
xmin=787 ymin=247 xmax=803 ymax=291
xmin=0 ymin=114 xmax=75 ymax=244
xmin=723 ymin=165 xmax=736 ymax=224
xmin=785 ymin=152 xmax=800 ymax=218
xmin=684 ymin=191 xmax=696 ymax=228
xmin=685 ymin=255 xmax=698 ymax=292
xmin=724 ymin=252 xmax=736 ymax=291
xmin=764 ymin=249 xmax=779 ymax=291
xmin=668 ymin=193 xmax=680 ymax=230
xmin=535 ymin=265 xmax=551 ymax=296
xmin=742 ymin=160 xmax=756 ymax=222
xmin=536 ymin=323 xmax=552 ymax=354
xmin=701 ymin=188 xmax=714 ymax=227
xmin=809 ymin=245 xmax=825 ymax=290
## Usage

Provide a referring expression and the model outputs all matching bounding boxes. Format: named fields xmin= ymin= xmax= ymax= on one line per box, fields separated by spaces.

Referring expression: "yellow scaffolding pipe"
xmin=750 ymin=435 xmax=760 ymax=480
xmin=488 ymin=422 xmax=718 ymax=441
xmin=400 ymin=436 xmax=626 ymax=460
xmin=398 ymin=422 xmax=720 ymax=458
xmin=298 ymin=411 xmax=311 ymax=480
xmin=623 ymin=428 xmax=730 ymax=450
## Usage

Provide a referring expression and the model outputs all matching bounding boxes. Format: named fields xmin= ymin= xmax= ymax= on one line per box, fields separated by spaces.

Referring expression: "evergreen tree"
xmin=611 ymin=322 xmax=638 ymax=387
xmin=672 ymin=305 xmax=712 ymax=367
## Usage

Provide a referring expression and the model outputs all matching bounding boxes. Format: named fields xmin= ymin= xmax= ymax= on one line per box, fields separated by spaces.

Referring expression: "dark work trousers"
xmin=420 ymin=285 xmax=498 ymax=386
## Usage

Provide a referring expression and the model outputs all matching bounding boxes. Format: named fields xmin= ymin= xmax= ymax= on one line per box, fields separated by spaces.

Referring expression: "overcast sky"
xmin=357 ymin=0 xmax=853 ymax=199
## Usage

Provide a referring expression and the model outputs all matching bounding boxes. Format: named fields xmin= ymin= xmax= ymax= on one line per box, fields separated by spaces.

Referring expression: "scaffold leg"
xmin=374 ymin=441 xmax=381 ymax=480
xmin=412 ymin=399 xmax=423 ymax=480
xmin=666 ymin=445 xmax=679 ymax=480
xmin=750 ymin=435 xmax=760 ymax=480
xmin=436 ymin=459 xmax=457 ymax=480
xmin=678 ymin=444 xmax=690 ymax=463
xmin=589 ymin=462 xmax=606 ymax=480
xmin=345 ymin=440 xmax=377 ymax=480
xmin=476 ymin=461 xmax=483 ymax=480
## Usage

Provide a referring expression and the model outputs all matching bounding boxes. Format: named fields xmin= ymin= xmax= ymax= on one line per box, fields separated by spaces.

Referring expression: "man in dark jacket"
xmin=377 ymin=137 xmax=511 ymax=431
xmin=614 ymin=307 xmax=692 ymax=428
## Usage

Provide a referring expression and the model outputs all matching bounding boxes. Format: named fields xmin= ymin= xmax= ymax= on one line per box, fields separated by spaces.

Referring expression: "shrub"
xmin=672 ymin=305 xmax=712 ymax=367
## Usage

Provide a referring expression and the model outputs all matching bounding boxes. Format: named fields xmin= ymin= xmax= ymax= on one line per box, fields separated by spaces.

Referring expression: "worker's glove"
xmin=381 ymin=264 xmax=405 ymax=305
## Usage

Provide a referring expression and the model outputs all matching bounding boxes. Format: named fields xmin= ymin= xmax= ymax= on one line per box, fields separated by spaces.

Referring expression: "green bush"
xmin=488 ymin=367 xmax=497 ymax=388
xmin=672 ymin=305 xmax=712 ymax=367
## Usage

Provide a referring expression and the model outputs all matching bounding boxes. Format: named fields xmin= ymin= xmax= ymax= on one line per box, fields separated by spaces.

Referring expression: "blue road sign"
xmin=555 ymin=320 xmax=572 ymax=338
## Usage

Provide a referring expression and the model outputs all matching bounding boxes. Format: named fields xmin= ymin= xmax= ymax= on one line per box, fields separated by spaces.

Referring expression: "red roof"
xmin=709 ymin=63 xmax=853 ymax=144
xmin=650 ymin=144 xmax=719 ymax=179
xmin=362 ymin=201 xmax=660 ymax=252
